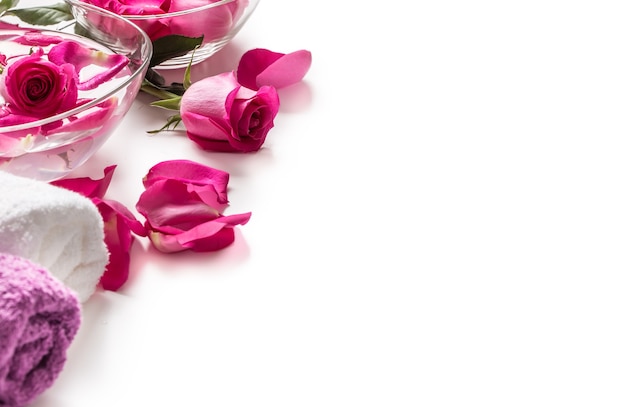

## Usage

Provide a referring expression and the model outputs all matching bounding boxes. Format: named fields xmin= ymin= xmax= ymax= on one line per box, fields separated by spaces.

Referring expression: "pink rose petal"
xmin=143 ymin=159 xmax=230 ymax=204
xmin=237 ymin=48 xmax=312 ymax=90
xmin=47 ymin=41 xmax=130 ymax=91
xmin=52 ymin=165 xmax=116 ymax=199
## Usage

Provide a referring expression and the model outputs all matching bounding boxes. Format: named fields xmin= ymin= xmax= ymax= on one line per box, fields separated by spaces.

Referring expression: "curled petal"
xmin=149 ymin=212 xmax=251 ymax=253
xmin=47 ymin=41 xmax=130 ymax=91
xmin=97 ymin=197 xmax=147 ymax=237
xmin=53 ymin=167 xmax=146 ymax=291
xmin=137 ymin=179 xmax=224 ymax=234
xmin=137 ymin=160 xmax=251 ymax=254
xmin=94 ymin=198 xmax=140 ymax=291
xmin=237 ymin=48 xmax=312 ymax=90
xmin=51 ymin=165 xmax=117 ymax=199
xmin=143 ymin=159 xmax=230 ymax=203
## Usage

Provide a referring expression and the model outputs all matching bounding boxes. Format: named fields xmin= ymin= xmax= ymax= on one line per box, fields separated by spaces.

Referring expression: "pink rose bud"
xmin=180 ymin=71 xmax=280 ymax=152
xmin=0 ymin=48 xmax=78 ymax=118
xmin=237 ymin=48 xmax=312 ymax=90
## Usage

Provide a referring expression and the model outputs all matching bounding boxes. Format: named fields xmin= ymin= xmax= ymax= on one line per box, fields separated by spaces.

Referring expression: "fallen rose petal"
xmin=51 ymin=165 xmax=116 ymax=199
xmin=137 ymin=160 xmax=251 ymax=254
xmin=95 ymin=198 xmax=144 ymax=291
xmin=143 ymin=159 xmax=230 ymax=203
xmin=137 ymin=179 xmax=224 ymax=234
xmin=237 ymin=48 xmax=312 ymax=90
xmin=52 ymin=167 xmax=146 ymax=291
xmin=149 ymin=212 xmax=251 ymax=253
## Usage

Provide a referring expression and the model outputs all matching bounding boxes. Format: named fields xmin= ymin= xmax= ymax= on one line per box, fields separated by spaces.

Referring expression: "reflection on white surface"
xmin=28 ymin=0 xmax=626 ymax=405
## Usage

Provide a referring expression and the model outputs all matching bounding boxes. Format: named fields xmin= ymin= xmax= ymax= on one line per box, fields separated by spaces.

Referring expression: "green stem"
xmin=141 ymin=80 xmax=180 ymax=100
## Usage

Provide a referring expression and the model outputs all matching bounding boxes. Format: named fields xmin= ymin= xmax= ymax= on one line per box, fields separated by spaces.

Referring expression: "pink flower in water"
xmin=165 ymin=0 xmax=248 ymax=42
xmin=0 ymin=47 xmax=78 ymax=118
xmin=84 ymin=0 xmax=168 ymax=15
xmin=237 ymin=48 xmax=312 ymax=90
xmin=180 ymin=71 xmax=279 ymax=152
xmin=0 ymin=38 xmax=128 ymax=119
xmin=136 ymin=160 xmax=251 ymax=253
xmin=81 ymin=0 xmax=247 ymax=42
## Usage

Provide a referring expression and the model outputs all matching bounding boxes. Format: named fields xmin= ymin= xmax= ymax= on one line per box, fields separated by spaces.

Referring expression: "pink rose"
xmin=136 ymin=160 xmax=251 ymax=253
xmin=180 ymin=71 xmax=280 ymax=152
xmin=0 ymin=47 xmax=78 ymax=118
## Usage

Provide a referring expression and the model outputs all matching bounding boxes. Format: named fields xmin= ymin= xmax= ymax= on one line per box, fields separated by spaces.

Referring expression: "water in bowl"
xmin=0 ymin=28 xmax=138 ymax=181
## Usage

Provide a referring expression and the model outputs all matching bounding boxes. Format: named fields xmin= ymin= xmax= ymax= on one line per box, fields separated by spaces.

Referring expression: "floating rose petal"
xmin=44 ymin=98 xmax=117 ymax=136
xmin=13 ymin=31 xmax=65 ymax=46
xmin=83 ymin=0 xmax=168 ymax=15
xmin=47 ymin=41 xmax=130 ymax=91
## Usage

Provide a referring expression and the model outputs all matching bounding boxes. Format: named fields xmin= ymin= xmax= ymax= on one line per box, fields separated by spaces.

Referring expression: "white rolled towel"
xmin=0 ymin=170 xmax=109 ymax=302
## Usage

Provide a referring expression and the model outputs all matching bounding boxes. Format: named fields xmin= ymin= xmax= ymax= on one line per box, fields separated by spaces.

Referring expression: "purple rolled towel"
xmin=0 ymin=253 xmax=81 ymax=407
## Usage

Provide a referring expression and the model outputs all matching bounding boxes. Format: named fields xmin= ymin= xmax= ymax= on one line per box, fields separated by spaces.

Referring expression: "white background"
xmin=32 ymin=0 xmax=626 ymax=406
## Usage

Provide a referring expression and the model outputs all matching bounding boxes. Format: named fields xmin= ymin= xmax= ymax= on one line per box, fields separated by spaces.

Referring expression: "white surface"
xmin=33 ymin=1 xmax=626 ymax=406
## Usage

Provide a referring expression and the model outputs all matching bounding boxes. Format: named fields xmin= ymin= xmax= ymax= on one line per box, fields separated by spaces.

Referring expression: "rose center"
xmin=249 ymin=111 xmax=260 ymax=129
xmin=25 ymin=77 xmax=53 ymax=102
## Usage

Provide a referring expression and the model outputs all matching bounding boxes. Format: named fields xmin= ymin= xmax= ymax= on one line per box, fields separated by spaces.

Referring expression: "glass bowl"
xmin=77 ymin=0 xmax=259 ymax=69
xmin=0 ymin=0 xmax=152 ymax=181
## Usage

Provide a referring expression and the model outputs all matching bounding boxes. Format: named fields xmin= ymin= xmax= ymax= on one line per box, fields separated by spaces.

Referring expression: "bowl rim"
xmin=93 ymin=0 xmax=258 ymax=19
xmin=0 ymin=0 xmax=153 ymax=133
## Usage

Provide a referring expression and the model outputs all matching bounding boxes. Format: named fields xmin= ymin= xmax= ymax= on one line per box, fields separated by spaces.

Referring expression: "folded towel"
xmin=0 ymin=170 xmax=109 ymax=302
xmin=0 ymin=252 xmax=81 ymax=407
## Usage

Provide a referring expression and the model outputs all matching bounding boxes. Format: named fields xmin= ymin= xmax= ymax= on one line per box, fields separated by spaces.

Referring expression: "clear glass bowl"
xmin=78 ymin=0 xmax=259 ymax=69
xmin=0 ymin=0 xmax=152 ymax=181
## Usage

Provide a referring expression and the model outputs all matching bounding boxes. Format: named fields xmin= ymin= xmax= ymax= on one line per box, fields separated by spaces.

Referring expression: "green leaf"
xmin=6 ymin=3 xmax=72 ymax=25
xmin=182 ymin=47 xmax=198 ymax=90
xmin=149 ymin=35 xmax=203 ymax=68
xmin=150 ymin=96 xmax=182 ymax=111
xmin=0 ymin=0 xmax=19 ymax=16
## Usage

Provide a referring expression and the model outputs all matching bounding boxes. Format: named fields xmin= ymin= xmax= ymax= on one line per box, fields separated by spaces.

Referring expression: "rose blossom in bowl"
xmin=77 ymin=0 xmax=259 ymax=69
xmin=0 ymin=0 xmax=152 ymax=181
